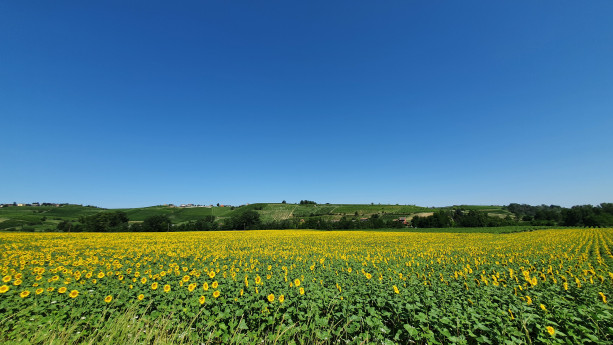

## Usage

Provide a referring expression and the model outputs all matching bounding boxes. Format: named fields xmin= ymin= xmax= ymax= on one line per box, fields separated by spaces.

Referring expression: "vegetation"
xmin=1 ymin=202 xmax=612 ymax=233
xmin=0 ymin=229 xmax=611 ymax=344
xmin=506 ymin=203 xmax=613 ymax=227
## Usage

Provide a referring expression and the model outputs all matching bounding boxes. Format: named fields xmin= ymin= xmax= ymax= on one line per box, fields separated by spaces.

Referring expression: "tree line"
xmin=411 ymin=203 xmax=613 ymax=228
xmin=54 ymin=203 xmax=613 ymax=232
xmin=56 ymin=210 xmax=404 ymax=232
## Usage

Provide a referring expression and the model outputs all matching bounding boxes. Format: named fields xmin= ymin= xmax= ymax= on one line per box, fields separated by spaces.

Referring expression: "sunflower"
xmin=97 ymin=272 xmax=105 ymax=279
xmin=213 ymin=290 xmax=220 ymax=298
xmin=20 ymin=290 xmax=30 ymax=298
xmin=163 ymin=284 xmax=171 ymax=293
xmin=141 ymin=277 xmax=147 ymax=284
xmin=267 ymin=293 xmax=274 ymax=302
xmin=47 ymin=287 xmax=55 ymax=292
xmin=546 ymin=326 xmax=555 ymax=336
xmin=208 ymin=271 xmax=215 ymax=279
xmin=199 ymin=295 xmax=205 ymax=304
xmin=188 ymin=283 xmax=196 ymax=292
xmin=540 ymin=304 xmax=547 ymax=311
xmin=58 ymin=287 xmax=67 ymax=294
xmin=2 ymin=276 xmax=10 ymax=283
xmin=104 ymin=295 xmax=113 ymax=303
xmin=203 ymin=282 xmax=209 ymax=291
xmin=279 ymin=295 xmax=285 ymax=303
xmin=35 ymin=288 xmax=44 ymax=295
xmin=151 ymin=282 xmax=158 ymax=290
xmin=599 ymin=292 xmax=607 ymax=303
xmin=182 ymin=275 xmax=190 ymax=282
xmin=299 ymin=287 xmax=305 ymax=295
xmin=365 ymin=273 xmax=372 ymax=279
xmin=393 ymin=285 xmax=400 ymax=294
xmin=13 ymin=279 xmax=22 ymax=286
xmin=0 ymin=285 xmax=9 ymax=293
xmin=255 ymin=275 xmax=262 ymax=285
xmin=212 ymin=281 xmax=218 ymax=289
xmin=294 ymin=279 xmax=300 ymax=287
xmin=137 ymin=294 xmax=144 ymax=301
xmin=69 ymin=290 xmax=79 ymax=298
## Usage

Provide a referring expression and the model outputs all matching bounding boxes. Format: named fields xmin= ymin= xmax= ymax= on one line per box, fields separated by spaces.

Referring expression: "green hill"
xmin=0 ymin=203 xmax=513 ymax=232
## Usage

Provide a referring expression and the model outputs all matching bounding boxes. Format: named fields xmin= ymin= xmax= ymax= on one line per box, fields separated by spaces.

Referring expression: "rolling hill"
xmin=0 ymin=202 xmax=514 ymax=232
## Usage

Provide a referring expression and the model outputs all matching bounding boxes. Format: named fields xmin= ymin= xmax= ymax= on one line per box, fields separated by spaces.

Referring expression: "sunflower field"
xmin=0 ymin=229 xmax=611 ymax=344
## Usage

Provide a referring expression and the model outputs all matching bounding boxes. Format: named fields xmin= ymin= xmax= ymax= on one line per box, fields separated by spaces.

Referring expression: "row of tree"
xmin=505 ymin=203 xmax=613 ymax=227
xmin=57 ymin=210 xmax=405 ymax=232
xmin=55 ymin=203 xmax=613 ymax=232
xmin=411 ymin=210 xmax=517 ymax=228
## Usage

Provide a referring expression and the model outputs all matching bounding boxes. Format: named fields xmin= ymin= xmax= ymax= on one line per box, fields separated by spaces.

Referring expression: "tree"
xmin=228 ymin=210 xmax=261 ymax=230
xmin=282 ymin=200 xmax=286 ymax=204
xmin=79 ymin=211 xmax=129 ymax=232
xmin=142 ymin=215 xmax=172 ymax=232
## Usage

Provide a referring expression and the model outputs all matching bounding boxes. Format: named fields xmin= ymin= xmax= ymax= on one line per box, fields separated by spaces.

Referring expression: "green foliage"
xmin=77 ymin=211 xmax=130 ymax=232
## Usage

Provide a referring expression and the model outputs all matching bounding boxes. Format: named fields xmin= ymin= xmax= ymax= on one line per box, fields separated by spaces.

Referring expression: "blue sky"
xmin=2 ymin=1 xmax=612 ymax=208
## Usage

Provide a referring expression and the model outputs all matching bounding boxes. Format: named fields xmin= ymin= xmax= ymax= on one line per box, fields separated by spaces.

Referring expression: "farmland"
xmin=1 ymin=229 xmax=612 ymax=344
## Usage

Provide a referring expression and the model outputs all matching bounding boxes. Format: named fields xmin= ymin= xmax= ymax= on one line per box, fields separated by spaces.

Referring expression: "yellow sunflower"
xmin=151 ymin=282 xmax=158 ymax=290
xmin=104 ymin=295 xmax=113 ymax=303
xmin=20 ymin=290 xmax=30 ymax=298
xmin=58 ymin=287 xmax=67 ymax=294
xmin=137 ymin=294 xmax=144 ymax=301
xmin=599 ymin=292 xmax=607 ymax=304
xmin=0 ymin=285 xmax=9 ymax=293
xmin=212 ymin=281 xmax=218 ymax=289
xmin=199 ymin=295 xmax=205 ymax=304
xmin=294 ymin=279 xmax=300 ymax=287
xmin=163 ymin=284 xmax=171 ymax=293
xmin=213 ymin=290 xmax=220 ymax=298
xmin=69 ymin=290 xmax=79 ymax=298
xmin=267 ymin=293 xmax=274 ymax=302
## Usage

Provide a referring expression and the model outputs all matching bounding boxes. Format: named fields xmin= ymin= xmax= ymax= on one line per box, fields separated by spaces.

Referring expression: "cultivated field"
xmin=0 ymin=229 xmax=611 ymax=344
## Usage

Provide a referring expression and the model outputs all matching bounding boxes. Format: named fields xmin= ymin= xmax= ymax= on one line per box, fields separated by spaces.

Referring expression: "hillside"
xmin=0 ymin=203 xmax=514 ymax=232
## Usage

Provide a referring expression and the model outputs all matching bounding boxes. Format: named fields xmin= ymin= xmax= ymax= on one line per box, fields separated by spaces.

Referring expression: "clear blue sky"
xmin=2 ymin=1 xmax=612 ymax=208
